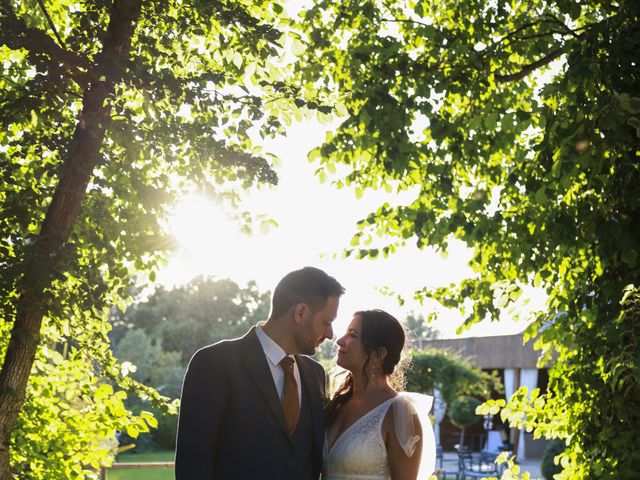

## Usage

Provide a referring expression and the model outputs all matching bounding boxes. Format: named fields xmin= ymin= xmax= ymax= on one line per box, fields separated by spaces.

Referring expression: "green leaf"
xmin=483 ymin=113 xmax=498 ymax=130
xmin=140 ymin=410 xmax=158 ymax=429
xmin=627 ymin=117 xmax=640 ymax=137
xmin=359 ymin=109 xmax=371 ymax=127
xmin=126 ymin=424 xmax=140 ymax=438
xmin=535 ymin=186 xmax=548 ymax=205
xmin=232 ymin=52 xmax=243 ymax=68
xmin=308 ymin=147 xmax=321 ymax=162
xmin=621 ymin=248 xmax=637 ymax=267
xmin=291 ymin=38 xmax=306 ymax=56
xmin=619 ymin=94 xmax=640 ymax=113
xmin=259 ymin=218 xmax=279 ymax=234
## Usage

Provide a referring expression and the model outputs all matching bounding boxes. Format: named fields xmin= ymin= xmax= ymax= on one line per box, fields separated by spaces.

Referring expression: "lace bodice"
xmin=322 ymin=393 xmax=435 ymax=480
xmin=322 ymin=397 xmax=394 ymax=480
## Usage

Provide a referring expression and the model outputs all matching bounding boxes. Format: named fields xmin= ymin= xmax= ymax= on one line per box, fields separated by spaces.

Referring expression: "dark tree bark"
xmin=0 ymin=2 xmax=142 ymax=478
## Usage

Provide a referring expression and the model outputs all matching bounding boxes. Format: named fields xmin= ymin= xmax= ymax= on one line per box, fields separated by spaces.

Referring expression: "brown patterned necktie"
xmin=280 ymin=356 xmax=299 ymax=436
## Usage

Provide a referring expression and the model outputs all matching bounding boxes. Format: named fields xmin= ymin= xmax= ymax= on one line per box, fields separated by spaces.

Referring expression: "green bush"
xmin=450 ymin=396 xmax=482 ymax=428
xmin=541 ymin=439 xmax=566 ymax=480
xmin=118 ymin=401 xmax=178 ymax=452
xmin=407 ymin=349 xmax=502 ymax=404
xmin=152 ymin=409 xmax=178 ymax=450
xmin=449 ymin=396 xmax=482 ymax=446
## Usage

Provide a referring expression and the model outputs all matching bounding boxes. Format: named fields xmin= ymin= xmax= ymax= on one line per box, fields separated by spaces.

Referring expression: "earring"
xmin=366 ymin=363 xmax=381 ymax=379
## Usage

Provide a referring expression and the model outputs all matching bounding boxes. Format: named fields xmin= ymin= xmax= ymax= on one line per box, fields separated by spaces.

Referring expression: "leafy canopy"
xmin=295 ymin=0 xmax=640 ymax=478
xmin=0 ymin=0 xmax=325 ymax=477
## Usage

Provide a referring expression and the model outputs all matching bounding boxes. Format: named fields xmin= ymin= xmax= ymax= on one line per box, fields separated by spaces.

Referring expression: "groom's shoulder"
xmin=189 ymin=330 xmax=252 ymax=364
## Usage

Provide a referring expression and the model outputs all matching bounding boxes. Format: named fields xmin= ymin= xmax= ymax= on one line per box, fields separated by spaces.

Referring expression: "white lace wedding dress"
xmin=322 ymin=393 xmax=436 ymax=480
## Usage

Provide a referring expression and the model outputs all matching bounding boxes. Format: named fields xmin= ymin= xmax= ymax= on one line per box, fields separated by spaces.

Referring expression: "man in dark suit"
xmin=175 ymin=266 xmax=345 ymax=479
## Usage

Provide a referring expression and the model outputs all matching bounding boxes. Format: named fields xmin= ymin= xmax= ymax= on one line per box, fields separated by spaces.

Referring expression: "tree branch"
xmin=512 ymin=30 xmax=573 ymax=41
xmin=494 ymin=47 xmax=564 ymax=83
xmin=0 ymin=0 xmax=92 ymax=86
xmin=542 ymin=14 xmax=581 ymax=39
xmin=381 ymin=17 xmax=433 ymax=29
xmin=36 ymin=0 xmax=65 ymax=48
xmin=499 ymin=20 xmax=545 ymax=43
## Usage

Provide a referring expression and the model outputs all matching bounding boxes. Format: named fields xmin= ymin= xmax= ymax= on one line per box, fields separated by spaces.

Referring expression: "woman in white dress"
xmin=323 ymin=310 xmax=436 ymax=480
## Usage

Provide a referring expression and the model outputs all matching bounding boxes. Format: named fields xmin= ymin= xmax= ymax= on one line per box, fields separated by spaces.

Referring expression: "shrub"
xmin=541 ymin=439 xmax=566 ymax=480
xmin=449 ymin=396 xmax=482 ymax=446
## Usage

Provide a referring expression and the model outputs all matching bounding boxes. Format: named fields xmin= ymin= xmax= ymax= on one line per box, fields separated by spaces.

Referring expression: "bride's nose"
xmin=336 ymin=335 xmax=346 ymax=347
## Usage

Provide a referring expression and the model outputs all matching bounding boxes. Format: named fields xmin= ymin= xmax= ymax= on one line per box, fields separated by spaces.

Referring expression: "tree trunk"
xmin=0 ymin=3 xmax=142 ymax=478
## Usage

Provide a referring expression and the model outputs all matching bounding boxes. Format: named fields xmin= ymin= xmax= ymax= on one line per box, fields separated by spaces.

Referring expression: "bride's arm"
xmin=383 ymin=403 xmax=423 ymax=480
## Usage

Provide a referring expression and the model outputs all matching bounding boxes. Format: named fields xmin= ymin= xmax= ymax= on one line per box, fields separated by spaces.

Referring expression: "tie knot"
xmin=280 ymin=356 xmax=295 ymax=372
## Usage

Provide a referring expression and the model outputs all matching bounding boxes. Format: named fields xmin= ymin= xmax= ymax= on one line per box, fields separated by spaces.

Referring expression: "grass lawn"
xmin=105 ymin=451 xmax=174 ymax=480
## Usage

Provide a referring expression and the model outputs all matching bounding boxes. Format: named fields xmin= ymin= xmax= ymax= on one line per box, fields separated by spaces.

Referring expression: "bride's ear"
xmin=375 ymin=346 xmax=387 ymax=362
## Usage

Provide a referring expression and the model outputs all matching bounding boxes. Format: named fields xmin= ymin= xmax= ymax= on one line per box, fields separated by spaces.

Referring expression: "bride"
xmin=323 ymin=310 xmax=436 ymax=480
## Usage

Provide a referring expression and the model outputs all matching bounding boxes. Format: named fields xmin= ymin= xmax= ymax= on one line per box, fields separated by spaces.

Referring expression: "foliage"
xmin=9 ymin=345 xmax=154 ymax=479
xmin=541 ymin=439 xmax=566 ymax=480
xmin=449 ymin=395 xmax=481 ymax=445
xmin=296 ymin=0 xmax=640 ymax=477
xmin=479 ymin=285 xmax=640 ymax=479
xmin=110 ymin=276 xmax=270 ymax=450
xmin=111 ymin=276 xmax=270 ymax=364
xmin=407 ymin=348 xmax=500 ymax=405
xmin=0 ymin=299 xmax=160 ymax=478
xmin=449 ymin=396 xmax=482 ymax=428
xmin=111 ymin=328 xmax=182 ymax=450
xmin=0 ymin=0 xmax=321 ymax=477
xmin=491 ymin=452 xmax=533 ymax=480
xmin=113 ymin=330 xmax=183 ymax=399
xmin=404 ymin=312 xmax=440 ymax=341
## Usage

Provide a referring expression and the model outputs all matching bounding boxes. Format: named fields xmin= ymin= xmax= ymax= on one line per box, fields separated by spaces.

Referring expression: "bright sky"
xmin=157 ymin=118 xmax=546 ymax=339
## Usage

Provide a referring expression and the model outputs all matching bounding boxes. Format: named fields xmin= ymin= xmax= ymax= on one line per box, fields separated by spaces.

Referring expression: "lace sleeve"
xmin=392 ymin=395 xmax=422 ymax=458
xmin=393 ymin=392 xmax=436 ymax=478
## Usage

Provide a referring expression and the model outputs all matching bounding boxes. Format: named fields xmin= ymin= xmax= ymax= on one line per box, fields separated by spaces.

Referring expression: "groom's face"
xmin=294 ymin=295 xmax=339 ymax=355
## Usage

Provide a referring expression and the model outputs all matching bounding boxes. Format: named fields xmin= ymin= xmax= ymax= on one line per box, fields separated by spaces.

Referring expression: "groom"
xmin=175 ymin=266 xmax=345 ymax=479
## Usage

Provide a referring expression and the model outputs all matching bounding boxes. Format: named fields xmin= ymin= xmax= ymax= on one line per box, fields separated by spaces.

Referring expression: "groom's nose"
xmin=323 ymin=324 xmax=333 ymax=341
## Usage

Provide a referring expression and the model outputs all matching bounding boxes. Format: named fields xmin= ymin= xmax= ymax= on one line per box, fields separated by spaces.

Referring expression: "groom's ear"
xmin=292 ymin=303 xmax=308 ymax=324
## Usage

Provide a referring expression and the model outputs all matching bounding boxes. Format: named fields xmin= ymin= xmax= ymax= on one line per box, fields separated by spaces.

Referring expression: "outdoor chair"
xmin=456 ymin=448 xmax=503 ymax=480
xmin=434 ymin=445 xmax=459 ymax=479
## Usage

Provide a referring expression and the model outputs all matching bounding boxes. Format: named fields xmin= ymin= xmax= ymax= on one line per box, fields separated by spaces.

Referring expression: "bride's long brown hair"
xmin=325 ymin=310 xmax=407 ymax=426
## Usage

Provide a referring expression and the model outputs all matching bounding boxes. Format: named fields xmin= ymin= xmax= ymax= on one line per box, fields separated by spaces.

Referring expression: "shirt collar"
xmin=256 ymin=322 xmax=290 ymax=367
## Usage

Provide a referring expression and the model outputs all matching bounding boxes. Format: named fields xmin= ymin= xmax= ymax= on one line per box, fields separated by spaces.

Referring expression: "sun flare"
xmin=168 ymin=194 xmax=239 ymax=264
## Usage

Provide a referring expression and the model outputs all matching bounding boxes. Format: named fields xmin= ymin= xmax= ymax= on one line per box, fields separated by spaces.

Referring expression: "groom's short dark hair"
xmin=270 ymin=267 xmax=345 ymax=319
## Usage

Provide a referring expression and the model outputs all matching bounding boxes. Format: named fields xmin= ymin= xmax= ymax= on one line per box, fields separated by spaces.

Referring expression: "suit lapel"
xmin=297 ymin=356 xmax=325 ymax=450
xmin=239 ymin=328 xmax=288 ymax=434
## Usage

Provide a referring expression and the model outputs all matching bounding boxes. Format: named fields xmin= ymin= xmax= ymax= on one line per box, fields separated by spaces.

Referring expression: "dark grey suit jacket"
xmin=175 ymin=326 xmax=326 ymax=479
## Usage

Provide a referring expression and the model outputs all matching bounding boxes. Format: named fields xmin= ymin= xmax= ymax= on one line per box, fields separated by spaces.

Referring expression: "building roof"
xmin=414 ymin=333 xmax=545 ymax=369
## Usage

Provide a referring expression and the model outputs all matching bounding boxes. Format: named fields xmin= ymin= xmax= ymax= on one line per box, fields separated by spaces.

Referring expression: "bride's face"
xmin=335 ymin=315 xmax=368 ymax=372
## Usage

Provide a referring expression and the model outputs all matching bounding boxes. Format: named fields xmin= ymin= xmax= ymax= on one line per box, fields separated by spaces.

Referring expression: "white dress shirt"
xmin=256 ymin=322 xmax=302 ymax=408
